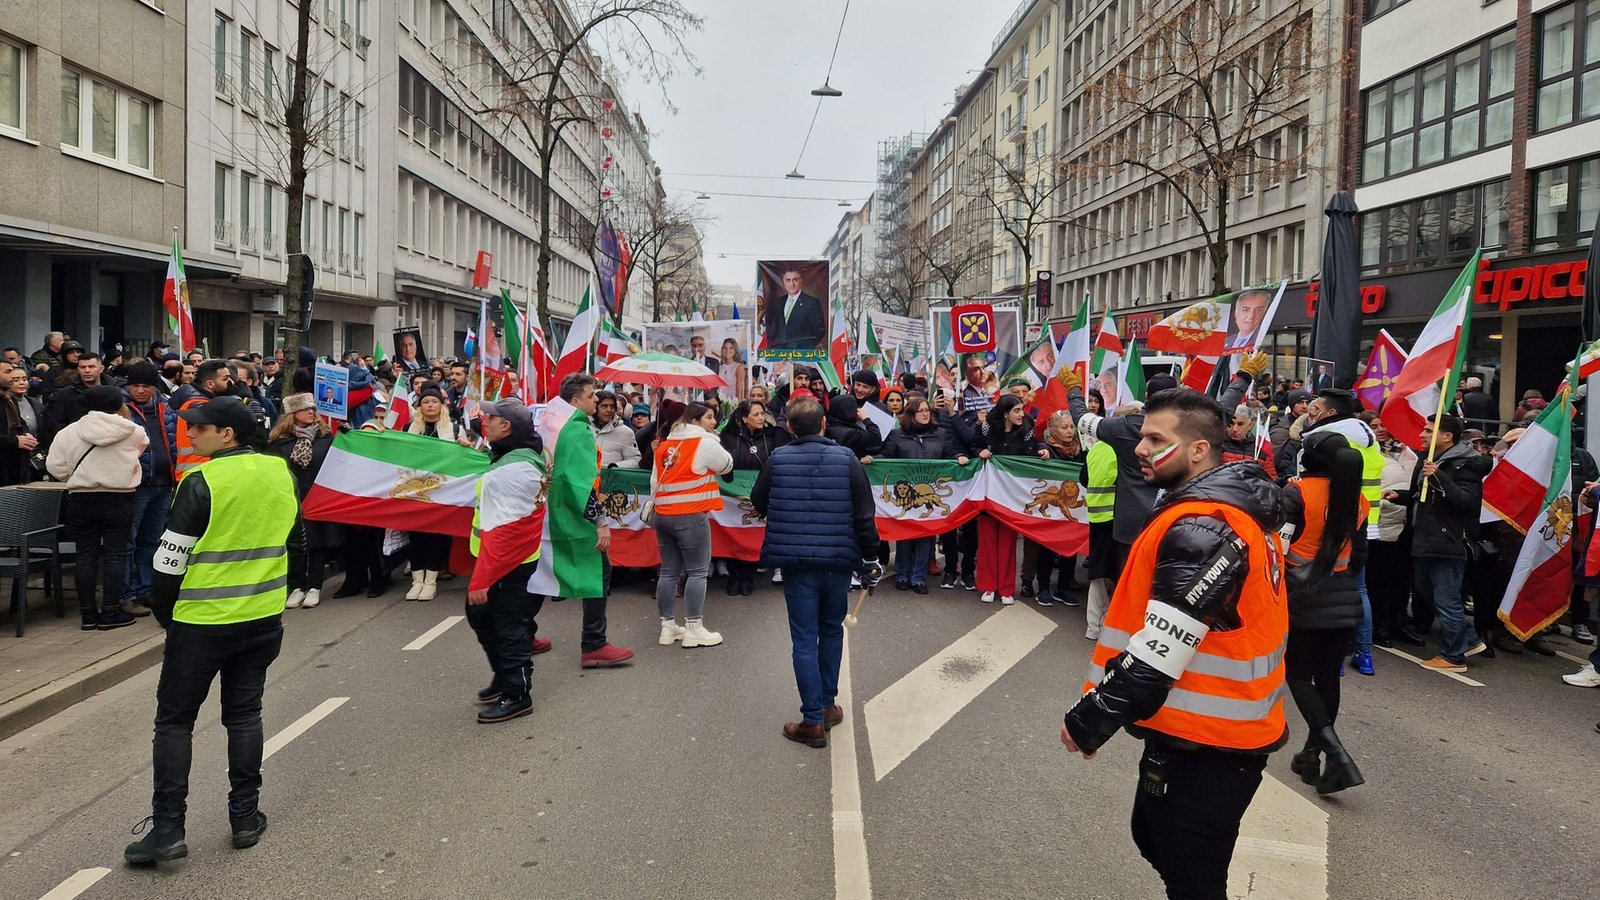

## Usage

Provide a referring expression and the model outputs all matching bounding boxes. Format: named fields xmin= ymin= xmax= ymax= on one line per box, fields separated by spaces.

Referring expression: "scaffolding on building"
xmin=875 ymin=132 xmax=929 ymax=237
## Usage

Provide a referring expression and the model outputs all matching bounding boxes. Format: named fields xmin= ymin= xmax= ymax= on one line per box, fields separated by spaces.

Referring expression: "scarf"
xmin=1045 ymin=427 xmax=1081 ymax=459
xmin=291 ymin=424 xmax=319 ymax=468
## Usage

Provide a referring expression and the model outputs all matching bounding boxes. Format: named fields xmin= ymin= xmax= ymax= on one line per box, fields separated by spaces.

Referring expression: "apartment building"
xmin=0 ymin=0 xmax=194 ymax=356
xmin=951 ymin=71 xmax=998 ymax=299
xmin=824 ymin=196 xmax=878 ymax=319
xmin=989 ymin=0 xmax=1061 ymax=309
xmin=1053 ymin=0 xmax=1331 ymax=340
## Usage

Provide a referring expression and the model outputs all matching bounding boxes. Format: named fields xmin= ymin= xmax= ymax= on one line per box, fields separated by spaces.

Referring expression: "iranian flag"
xmin=1483 ymin=386 xmax=1576 ymax=532
xmin=554 ymin=285 xmax=598 ymax=385
xmin=707 ymin=470 xmax=767 ymax=561
xmin=468 ymin=446 xmax=549 ymax=593
xmin=1090 ymin=308 xmax=1123 ymax=378
xmin=1032 ymin=296 xmax=1092 ymax=438
xmin=597 ymin=319 xmax=633 ymax=365
xmin=983 ymin=456 xmax=1091 ymax=556
xmin=1146 ymin=294 xmax=1232 ymax=357
xmin=597 ymin=468 xmax=767 ymax=566
xmin=1118 ymin=337 xmax=1147 ymax=404
xmin=1181 ymin=355 xmax=1221 ymax=393
xmin=867 ymin=459 xmax=986 ymax=541
xmin=825 ymin=297 xmax=850 ymax=389
xmin=1497 ymin=368 xmax=1578 ymax=640
xmin=162 ymin=234 xmax=196 ymax=353
xmin=525 ymin=397 xmax=606 ymax=599
xmin=1566 ymin=338 xmax=1600 ymax=380
xmin=1381 ymin=250 xmax=1479 ymax=450
xmin=500 ymin=289 xmax=530 ymax=401
xmin=528 ymin=319 xmax=554 ymax=403
xmin=860 ymin=313 xmax=890 ymax=378
xmin=303 ymin=430 xmax=488 ymax=536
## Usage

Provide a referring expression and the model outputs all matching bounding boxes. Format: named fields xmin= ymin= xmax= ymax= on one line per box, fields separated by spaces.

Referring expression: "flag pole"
xmin=1420 ymin=374 xmax=1452 ymax=502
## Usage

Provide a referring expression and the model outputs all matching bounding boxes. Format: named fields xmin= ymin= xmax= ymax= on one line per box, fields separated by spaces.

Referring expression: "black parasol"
xmin=1310 ymin=191 xmax=1363 ymax=389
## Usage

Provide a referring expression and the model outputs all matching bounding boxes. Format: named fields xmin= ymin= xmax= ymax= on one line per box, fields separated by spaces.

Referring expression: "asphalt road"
xmin=2 ymin=572 xmax=1598 ymax=900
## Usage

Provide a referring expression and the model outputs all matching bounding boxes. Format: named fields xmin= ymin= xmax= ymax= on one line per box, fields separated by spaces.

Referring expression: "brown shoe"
xmin=1421 ymin=656 xmax=1467 ymax=673
xmin=782 ymin=721 xmax=827 ymax=748
xmin=823 ymin=706 xmax=843 ymax=730
xmin=120 ymin=600 xmax=152 ymax=617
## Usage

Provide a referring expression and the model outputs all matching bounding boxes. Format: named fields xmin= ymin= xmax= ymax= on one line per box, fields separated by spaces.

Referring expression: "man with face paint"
xmin=1060 ymin=387 xmax=1289 ymax=900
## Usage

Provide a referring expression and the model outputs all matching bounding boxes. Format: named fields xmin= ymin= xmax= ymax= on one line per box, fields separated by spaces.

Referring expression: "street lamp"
xmin=695 ymin=192 xmax=711 ymax=200
xmin=811 ymin=81 xmax=842 ymax=98
xmin=785 ymin=169 xmax=805 ymax=180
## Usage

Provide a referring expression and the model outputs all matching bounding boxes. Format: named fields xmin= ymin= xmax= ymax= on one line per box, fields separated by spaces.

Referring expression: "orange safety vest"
xmin=173 ymin=396 xmax=210 ymax=482
xmin=653 ymin=433 xmax=721 ymax=515
xmin=1084 ymin=498 xmax=1290 ymax=752
xmin=1285 ymin=478 xmax=1370 ymax=572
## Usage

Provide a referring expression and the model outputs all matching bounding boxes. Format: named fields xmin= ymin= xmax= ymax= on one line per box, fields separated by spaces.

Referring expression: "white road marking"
xmin=831 ymin=630 xmax=871 ymax=900
xmin=403 ymin=616 xmax=464 ymax=650
xmin=1375 ymin=646 xmax=1484 ymax=687
xmin=37 ymin=867 xmax=109 ymax=900
xmin=262 ymin=697 xmax=349 ymax=761
xmin=864 ymin=604 xmax=1057 ymax=780
xmin=1555 ymin=649 xmax=1588 ymax=665
xmin=1229 ymin=775 xmax=1329 ymax=899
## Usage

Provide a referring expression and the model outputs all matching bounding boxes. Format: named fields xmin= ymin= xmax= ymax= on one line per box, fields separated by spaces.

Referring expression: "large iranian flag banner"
xmin=597 ymin=468 xmax=766 ymax=566
xmin=304 ymin=430 xmax=487 ymax=536
xmin=868 ymin=459 xmax=986 ymax=541
xmin=983 ymin=456 xmax=1090 ymax=556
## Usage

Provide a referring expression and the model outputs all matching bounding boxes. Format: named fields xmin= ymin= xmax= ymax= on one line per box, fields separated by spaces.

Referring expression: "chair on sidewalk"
xmin=0 ymin=487 xmax=66 ymax=637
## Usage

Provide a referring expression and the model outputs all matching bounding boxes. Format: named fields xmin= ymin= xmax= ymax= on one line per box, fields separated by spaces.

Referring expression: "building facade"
xmin=0 ymin=0 xmax=197 ymax=358
xmin=989 ymin=0 xmax=1061 ymax=308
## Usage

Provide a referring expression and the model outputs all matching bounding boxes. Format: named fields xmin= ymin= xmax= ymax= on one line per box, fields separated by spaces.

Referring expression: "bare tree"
xmin=861 ymin=227 xmax=924 ymax=318
xmin=639 ymin=218 xmax=709 ymax=322
xmin=575 ymin=181 xmax=711 ymax=324
xmin=435 ymin=0 xmax=702 ymax=336
xmin=1077 ymin=0 xmax=1337 ymax=296
xmin=915 ymin=218 xmax=991 ymax=298
xmin=973 ymin=145 xmax=1073 ymax=317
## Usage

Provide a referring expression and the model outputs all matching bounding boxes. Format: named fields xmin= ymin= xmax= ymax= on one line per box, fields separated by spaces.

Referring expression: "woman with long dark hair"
xmin=720 ymin=398 xmax=789 ymax=594
xmin=974 ymin=395 xmax=1050 ymax=604
xmin=882 ymin=396 xmax=968 ymax=594
xmin=1281 ymin=430 xmax=1368 ymax=794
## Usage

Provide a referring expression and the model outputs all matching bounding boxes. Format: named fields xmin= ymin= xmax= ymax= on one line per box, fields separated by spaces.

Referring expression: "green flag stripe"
xmin=334 ymin=429 xmax=489 ymax=477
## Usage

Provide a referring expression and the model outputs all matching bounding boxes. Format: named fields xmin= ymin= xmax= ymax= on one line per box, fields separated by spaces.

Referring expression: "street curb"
xmin=0 ymin=633 xmax=166 ymax=742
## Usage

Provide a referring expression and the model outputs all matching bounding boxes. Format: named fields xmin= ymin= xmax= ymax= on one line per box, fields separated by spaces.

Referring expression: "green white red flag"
xmin=303 ymin=430 xmax=487 ymax=536
xmin=1380 ymin=250 xmax=1479 ymax=450
xmin=825 ymin=297 xmax=850 ymax=389
xmin=1031 ymin=296 xmax=1092 ymax=438
xmin=1497 ymin=355 xmax=1580 ymax=639
xmin=162 ymin=233 xmax=196 ymax=353
xmin=982 ymin=456 xmax=1090 ymax=556
xmin=1090 ymin=308 xmax=1122 ymax=377
xmin=553 ymin=285 xmax=598 ymax=386
xmin=1146 ymin=294 xmax=1233 ymax=357
xmin=525 ymin=397 xmax=605 ymax=599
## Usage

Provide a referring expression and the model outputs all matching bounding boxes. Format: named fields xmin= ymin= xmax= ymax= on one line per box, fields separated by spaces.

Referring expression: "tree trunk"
xmin=282 ymin=0 xmax=313 ymax=390
xmin=536 ymin=124 xmax=557 ymax=340
xmin=1209 ymin=182 xmax=1232 ymax=296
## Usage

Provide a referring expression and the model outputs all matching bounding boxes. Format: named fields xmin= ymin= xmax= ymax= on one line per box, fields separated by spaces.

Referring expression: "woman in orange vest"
xmin=652 ymin=401 xmax=733 ymax=648
xmin=1281 ymin=431 xmax=1368 ymax=795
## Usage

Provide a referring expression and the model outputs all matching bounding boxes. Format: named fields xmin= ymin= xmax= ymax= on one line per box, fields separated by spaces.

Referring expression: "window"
xmin=1367 ymin=0 xmax=1415 ymax=19
xmin=61 ymin=68 xmax=154 ymax=172
xmin=0 ymin=38 xmax=23 ymax=136
xmin=1537 ymin=0 xmax=1600 ymax=131
xmin=1359 ymin=178 xmax=1510 ymax=273
xmin=239 ymin=30 xmax=255 ymax=105
xmin=214 ymin=15 xmax=229 ymax=95
xmin=263 ymin=46 xmax=279 ymax=116
xmin=214 ymin=165 xmax=230 ymax=244
xmin=1533 ymin=155 xmax=1600 ymax=248
xmin=264 ymin=184 xmax=277 ymax=253
xmin=239 ymin=172 xmax=254 ymax=247
xmin=353 ymin=212 xmax=365 ymax=272
xmin=1361 ymin=29 xmax=1515 ymax=182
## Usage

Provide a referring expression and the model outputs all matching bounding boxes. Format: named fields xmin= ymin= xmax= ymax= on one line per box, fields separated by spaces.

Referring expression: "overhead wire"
xmin=789 ymin=0 xmax=853 ymax=175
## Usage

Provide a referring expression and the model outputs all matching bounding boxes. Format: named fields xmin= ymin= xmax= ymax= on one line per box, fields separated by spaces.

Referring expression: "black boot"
xmin=229 ymin=806 xmax=268 ymax=849
xmin=124 ymin=816 xmax=187 ymax=865
xmin=1289 ymin=738 xmax=1322 ymax=786
xmin=1315 ymin=725 xmax=1364 ymax=795
xmin=477 ymin=694 xmax=533 ymax=724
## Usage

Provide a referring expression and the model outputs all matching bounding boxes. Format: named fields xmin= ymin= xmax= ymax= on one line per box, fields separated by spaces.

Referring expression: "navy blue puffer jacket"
xmin=751 ymin=434 xmax=878 ymax=570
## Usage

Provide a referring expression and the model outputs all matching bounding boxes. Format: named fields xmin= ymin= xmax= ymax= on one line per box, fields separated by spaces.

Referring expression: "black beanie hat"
xmin=83 ymin=385 xmax=125 ymax=414
xmin=124 ymin=362 xmax=163 ymax=387
xmin=851 ymin=370 xmax=880 ymax=389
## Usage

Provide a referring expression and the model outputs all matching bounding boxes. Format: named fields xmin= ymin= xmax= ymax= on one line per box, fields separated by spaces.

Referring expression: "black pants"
xmin=1467 ymin=550 xmax=1505 ymax=638
xmin=940 ymin=521 xmax=977 ymax=579
xmin=338 ymin=525 xmax=385 ymax=590
xmin=467 ymin=561 xmax=542 ymax=701
xmin=407 ymin=532 xmax=452 ymax=571
xmin=1365 ymin=538 xmax=1409 ymax=638
xmin=291 ymin=546 xmax=330 ymax=592
xmin=151 ymin=618 xmax=284 ymax=823
xmin=68 ymin=491 xmax=134 ymax=618
xmin=1130 ymin=741 xmax=1267 ymax=900
xmin=1286 ymin=626 xmax=1352 ymax=733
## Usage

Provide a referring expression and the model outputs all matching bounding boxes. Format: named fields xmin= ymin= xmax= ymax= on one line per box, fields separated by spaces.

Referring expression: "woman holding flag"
xmin=974 ymin=395 xmax=1050 ymax=605
xmin=269 ymin=394 xmax=337 ymax=610
xmin=404 ymin=384 xmax=472 ymax=601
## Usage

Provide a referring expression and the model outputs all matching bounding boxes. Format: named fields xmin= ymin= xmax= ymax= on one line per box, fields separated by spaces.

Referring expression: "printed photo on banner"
xmin=643 ymin=320 xmax=756 ymax=398
xmin=1305 ymin=357 xmax=1336 ymax=392
xmin=1222 ymin=287 xmax=1273 ymax=354
xmin=314 ymin=361 xmax=349 ymax=419
xmin=392 ymin=327 xmax=428 ymax=373
xmin=756 ymin=260 xmax=829 ymax=359
xmin=929 ymin=303 xmax=1023 ymax=411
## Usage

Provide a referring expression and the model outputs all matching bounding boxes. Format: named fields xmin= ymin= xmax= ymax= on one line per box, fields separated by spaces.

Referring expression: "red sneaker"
xmin=580 ymin=643 xmax=635 ymax=668
xmin=531 ymin=637 xmax=553 ymax=654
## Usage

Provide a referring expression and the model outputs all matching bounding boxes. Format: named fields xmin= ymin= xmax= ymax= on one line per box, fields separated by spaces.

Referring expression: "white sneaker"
xmin=301 ymin=588 xmax=321 ymax=609
xmin=1085 ymin=628 xmax=1101 ymax=641
xmin=681 ymin=619 xmax=723 ymax=648
xmin=1000 ymin=595 xmax=1016 ymax=606
xmin=285 ymin=589 xmax=305 ymax=609
xmin=772 ymin=569 xmax=783 ymax=584
xmin=980 ymin=591 xmax=996 ymax=604
xmin=1562 ymin=663 xmax=1600 ymax=687
xmin=659 ymin=619 xmax=686 ymax=645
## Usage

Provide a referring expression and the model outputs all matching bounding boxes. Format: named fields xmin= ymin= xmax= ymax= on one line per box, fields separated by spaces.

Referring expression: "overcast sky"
xmin=629 ymin=0 xmax=1017 ymax=288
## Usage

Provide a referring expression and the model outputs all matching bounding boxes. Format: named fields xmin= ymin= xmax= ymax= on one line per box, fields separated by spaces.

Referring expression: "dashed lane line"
xmin=402 ymin=616 xmax=465 ymax=651
xmin=262 ymin=697 xmax=349 ymax=761
xmin=1375 ymin=646 xmax=1485 ymax=687
xmin=36 ymin=867 xmax=109 ymax=900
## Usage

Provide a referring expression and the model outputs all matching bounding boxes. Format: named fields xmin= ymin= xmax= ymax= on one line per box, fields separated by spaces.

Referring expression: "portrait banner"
xmin=314 ymin=362 xmax=349 ymax=420
xmin=757 ymin=260 xmax=830 ymax=358
xmin=642 ymin=320 xmax=756 ymax=398
xmin=392 ymin=326 xmax=429 ymax=373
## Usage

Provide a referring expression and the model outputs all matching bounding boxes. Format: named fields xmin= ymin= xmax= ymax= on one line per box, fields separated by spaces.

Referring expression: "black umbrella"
xmin=1582 ymin=210 xmax=1600 ymax=343
xmin=1311 ymin=191 xmax=1362 ymax=390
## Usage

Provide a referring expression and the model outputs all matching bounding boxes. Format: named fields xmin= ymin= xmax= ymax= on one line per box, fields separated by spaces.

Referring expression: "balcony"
xmin=240 ymin=225 xmax=257 ymax=250
xmin=213 ymin=218 xmax=233 ymax=245
xmin=1006 ymin=56 xmax=1030 ymax=93
xmin=263 ymin=232 xmax=279 ymax=255
xmin=1004 ymin=111 xmax=1028 ymax=145
xmin=353 ymin=255 xmax=365 ymax=274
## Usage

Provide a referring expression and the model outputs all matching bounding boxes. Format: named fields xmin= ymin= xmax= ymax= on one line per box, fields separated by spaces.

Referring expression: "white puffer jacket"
xmin=45 ymin=410 xmax=148 ymax=492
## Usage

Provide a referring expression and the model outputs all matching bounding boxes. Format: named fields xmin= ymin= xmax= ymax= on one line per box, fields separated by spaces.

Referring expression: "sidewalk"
xmin=0 ymin=603 xmax=165 ymax=741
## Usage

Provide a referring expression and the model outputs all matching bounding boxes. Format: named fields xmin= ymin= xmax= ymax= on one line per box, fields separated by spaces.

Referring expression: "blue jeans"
xmin=1415 ymin=558 xmax=1476 ymax=663
xmin=895 ymin=538 xmax=933 ymax=586
xmin=123 ymin=483 xmax=173 ymax=603
xmin=1353 ymin=569 xmax=1373 ymax=655
xmin=784 ymin=568 xmax=851 ymax=724
xmin=655 ymin=513 xmax=711 ymax=619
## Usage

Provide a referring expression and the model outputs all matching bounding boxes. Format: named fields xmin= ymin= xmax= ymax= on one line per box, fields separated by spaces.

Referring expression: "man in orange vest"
xmin=1061 ymin=388 xmax=1289 ymax=900
xmin=170 ymin=360 xmax=232 ymax=482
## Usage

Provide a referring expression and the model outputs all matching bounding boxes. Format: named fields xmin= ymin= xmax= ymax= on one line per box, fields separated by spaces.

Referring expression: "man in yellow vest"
xmin=1080 ymin=417 xmax=1118 ymax=640
xmin=125 ymin=395 xmax=303 ymax=867
xmin=1061 ymin=388 xmax=1289 ymax=900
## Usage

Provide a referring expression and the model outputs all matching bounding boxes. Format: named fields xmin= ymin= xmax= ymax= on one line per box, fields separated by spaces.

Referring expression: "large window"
xmin=0 ymin=37 xmax=22 ymax=137
xmin=1362 ymin=30 xmax=1515 ymax=182
xmin=1367 ymin=0 xmax=1416 ymax=19
xmin=1537 ymin=1 xmax=1600 ymax=131
xmin=1532 ymin=155 xmax=1600 ymax=249
xmin=1359 ymin=179 xmax=1509 ymax=274
xmin=61 ymin=68 xmax=153 ymax=172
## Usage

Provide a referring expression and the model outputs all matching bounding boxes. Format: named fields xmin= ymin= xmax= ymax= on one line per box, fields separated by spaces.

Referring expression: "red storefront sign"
xmin=1123 ymin=312 xmax=1159 ymax=340
xmin=1474 ymin=256 xmax=1589 ymax=312
xmin=1303 ymin=281 xmax=1388 ymax=318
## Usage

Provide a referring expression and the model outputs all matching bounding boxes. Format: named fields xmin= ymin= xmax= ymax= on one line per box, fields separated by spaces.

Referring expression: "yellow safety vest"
xmin=470 ymin=447 xmax=543 ymax=564
xmin=1085 ymin=441 xmax=1117 ymax=525
xmin=173 ymin=452 xmax=299 ymax=625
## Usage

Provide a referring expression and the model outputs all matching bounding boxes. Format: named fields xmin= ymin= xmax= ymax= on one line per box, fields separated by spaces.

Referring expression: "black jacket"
xmin=1460 ymin=389 xmax=1500 ymax=430
xmin=270 ymin=431 xmax=335 ymax=498
xmin=1398 ymin=441 xmax=1492 ymax=559
xmin=984 ymin=420 xmax=1039 ymax=456
xmin=882 ymin=419 xmax=962 ymax=460
xmin=765 ymin=292 xmax=828 ymax=350
xmin=1280 ymin=479 xmax=1367 ymax=630
xmin=823 ymin=396 xmax=884 ymax=459
xmin=720 ymin=421 xmax=791 ymax=472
